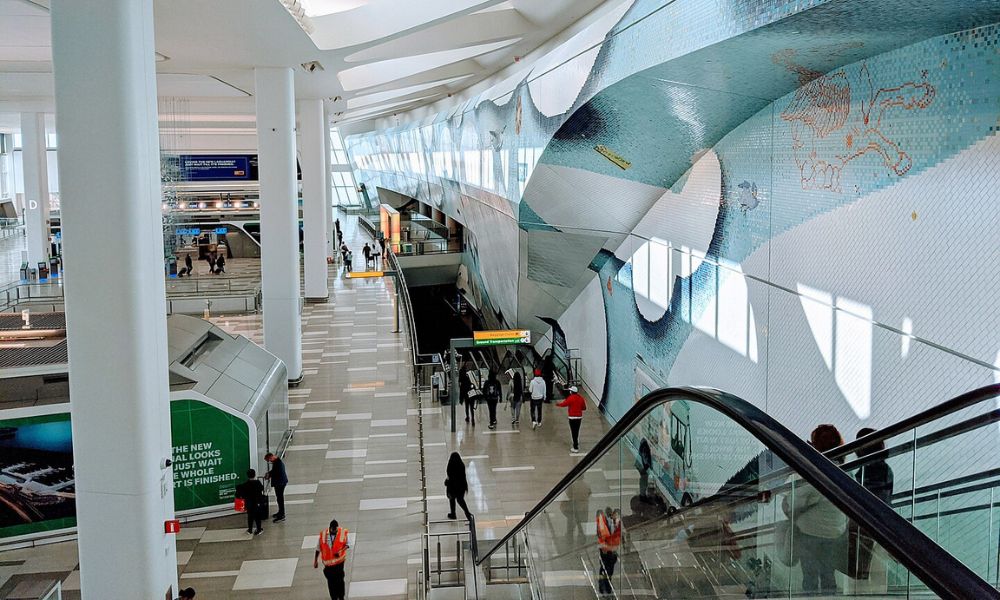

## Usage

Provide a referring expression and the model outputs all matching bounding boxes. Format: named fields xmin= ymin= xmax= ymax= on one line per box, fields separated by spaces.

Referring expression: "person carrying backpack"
xmin=483 ymin=370 xmax=502 ymax=430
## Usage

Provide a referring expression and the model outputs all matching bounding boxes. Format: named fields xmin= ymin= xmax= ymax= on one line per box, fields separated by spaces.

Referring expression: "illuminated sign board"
xmin=473 ymin=329 xmax=531 ymax=346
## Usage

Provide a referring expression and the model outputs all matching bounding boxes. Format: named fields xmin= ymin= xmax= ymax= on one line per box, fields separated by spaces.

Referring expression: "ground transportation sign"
xmin=473 ymin=329 xmax=531 ymax=346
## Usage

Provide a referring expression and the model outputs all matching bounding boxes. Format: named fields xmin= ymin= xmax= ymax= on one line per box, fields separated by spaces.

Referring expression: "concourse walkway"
xmin=0 ymin=214 xmax=611 ymax=598
xmin=0 ymin=229 xmax=26 ymax=287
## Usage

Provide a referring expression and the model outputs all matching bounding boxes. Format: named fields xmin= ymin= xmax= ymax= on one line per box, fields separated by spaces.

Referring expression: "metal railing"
xmin=476 ymin=386 xmax=1000 ymax=599
xmin=422 ymin=520 xmax=472 ymax=588
xmin=0 ymin=281 xmax=65 ymax=312
xmin=0 ymin=217 xmax=22 ymax=238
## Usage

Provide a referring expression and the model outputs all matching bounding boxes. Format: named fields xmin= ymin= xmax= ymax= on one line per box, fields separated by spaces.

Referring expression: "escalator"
xmin=470 ymin=384 xmax=1000 ymax=599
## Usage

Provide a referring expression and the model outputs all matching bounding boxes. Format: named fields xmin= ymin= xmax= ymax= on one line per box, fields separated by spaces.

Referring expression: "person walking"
xmin=362 ymin=242 xmax=372 ymax=270
xmin=314 ymin=518 xmax=350 ymax=600
xmin=460 ymin=365 xmax=476 ymax=426
xmin=182 ymin=253 xmax=193 ymax=277
xmin=596 ymin=508 xmax=622 ymax=595
xmin=483 ymin=369 xmax=501 ymax=430
xmin=215 ymin=253 xmax=226 ymax=274
xmin=529 ymin=369 xmax=547 ymax=430
xmin=344 ymin=249 xmax=353 ymax=272
xmin=556 ymin=385 xmax=587 ymax=452
xmin=445 ymin=452 xmax=474 ymax=521
xmin=263 ymin=452 xmax=288 ymax=523
xmin=174 ymin=588 xmax=196 ymax=600
xmin=235 ymin=469 xmax=265 ymax=535
xmin=507 ymin=368 xmax=524 ymax=427
xmin=372 ymin=239 xmax=383 ymax=268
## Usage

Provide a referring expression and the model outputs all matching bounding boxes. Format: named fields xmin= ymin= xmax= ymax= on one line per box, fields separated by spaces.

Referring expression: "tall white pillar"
xmin=19 ymin=112 xmax=50 ymax=268
xmin=323 ymin=104 xmax=334 ymax=259
xmin=51 ymin=1 xmax=177 ymax=597
xmin=299 ymin=99 xmax=328 ymax=301
xmin=255 ymin=68 xmax=303 ymax=382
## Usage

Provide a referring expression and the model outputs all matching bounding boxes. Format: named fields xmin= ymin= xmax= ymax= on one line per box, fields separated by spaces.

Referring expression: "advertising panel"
xmin=0 ymin=412 xmax=75 ymax=539
xmin=0 ymin=397 xmax=253 ymax=540
xmin=170 ymin=399 xmax=252 ymax=512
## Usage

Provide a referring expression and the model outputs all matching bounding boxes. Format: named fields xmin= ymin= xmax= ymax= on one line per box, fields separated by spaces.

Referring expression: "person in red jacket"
xmin=556 ymin=386 xmax=587 ymax=453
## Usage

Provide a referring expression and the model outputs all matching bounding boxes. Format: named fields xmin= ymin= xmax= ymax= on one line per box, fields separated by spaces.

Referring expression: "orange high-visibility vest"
xmin=319 ymin=527 xmax=350 ymax=566
xmin=597 ymin=513 xmax=621 ymax=552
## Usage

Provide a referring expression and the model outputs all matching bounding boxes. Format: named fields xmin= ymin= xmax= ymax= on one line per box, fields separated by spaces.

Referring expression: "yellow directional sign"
xmin=347 ymin=271 xmax=384 ymax=279
xmin=473 ymin=329 xmax=531 ymax=346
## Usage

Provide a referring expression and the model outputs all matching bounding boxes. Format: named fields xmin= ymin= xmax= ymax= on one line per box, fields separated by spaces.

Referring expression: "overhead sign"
xmin=473 ymin=329 xmax=531 ymax=346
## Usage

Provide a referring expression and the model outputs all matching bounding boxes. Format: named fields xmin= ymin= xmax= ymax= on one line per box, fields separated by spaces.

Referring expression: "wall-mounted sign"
xmin=594 ymin=145 xmax=631 ymax=170
xmin=473 ymin=329 xmax=531 ymax=346
xmin=175 ymin=228 xmax=202 ymax=236
xmin=214 ymin=227 xmax=228 ymax=234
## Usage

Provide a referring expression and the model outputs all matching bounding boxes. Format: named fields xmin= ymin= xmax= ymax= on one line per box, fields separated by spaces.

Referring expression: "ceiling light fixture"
xmin=301 ymin=61 xmax=325 ymax=73
xmin=278 ymin=0 xmax=315 ymax=34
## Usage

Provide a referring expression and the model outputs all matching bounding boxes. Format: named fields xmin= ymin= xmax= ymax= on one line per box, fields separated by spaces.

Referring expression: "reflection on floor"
xmin=0 ymin=215 xmax=613 ymax=598
xmin=0 ymin=231 xmax=26 ymax=288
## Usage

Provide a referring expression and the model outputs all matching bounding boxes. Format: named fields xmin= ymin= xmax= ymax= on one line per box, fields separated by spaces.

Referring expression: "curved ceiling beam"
xmin=343 ymin=10 xmax=530 ymax=64
xmin=308 ymin=0 xmax=504 ymax=50
xmin=347 ymin=74 xmax=473 ymax=110
xmin=338 ymin=38 xmax=520 ymax=91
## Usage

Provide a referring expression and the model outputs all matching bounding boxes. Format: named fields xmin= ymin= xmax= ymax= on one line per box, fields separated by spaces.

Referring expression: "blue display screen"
xmin=177 ymin=155 xmax=254 ymax=181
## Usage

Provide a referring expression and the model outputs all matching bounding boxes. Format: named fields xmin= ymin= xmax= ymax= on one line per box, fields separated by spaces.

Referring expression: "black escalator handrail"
xmin=831 ymin=383 xmax=1000 ymax=462
xmin=474 ymin=386 xmax=998 ymax=599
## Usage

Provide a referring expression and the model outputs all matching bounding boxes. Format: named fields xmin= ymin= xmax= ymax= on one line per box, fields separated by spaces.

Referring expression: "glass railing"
xmin=477 ymin=386 xmax=999 ymax=599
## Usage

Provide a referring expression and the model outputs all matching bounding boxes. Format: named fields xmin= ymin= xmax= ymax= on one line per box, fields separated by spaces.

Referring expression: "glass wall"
xmin=330 ymin=127 xmax=360 ymax=206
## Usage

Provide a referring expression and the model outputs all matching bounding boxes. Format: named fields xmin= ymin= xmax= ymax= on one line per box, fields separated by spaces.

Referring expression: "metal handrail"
xmin=475 ymin=385 xmax=999 ymax=599
xmin=832 ymin=383 xmax=1000 ymax=461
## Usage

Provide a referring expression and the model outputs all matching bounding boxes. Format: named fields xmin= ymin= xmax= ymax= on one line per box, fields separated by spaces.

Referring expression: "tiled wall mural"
xmin=347 ymin=0 xmax=1000 ymax=458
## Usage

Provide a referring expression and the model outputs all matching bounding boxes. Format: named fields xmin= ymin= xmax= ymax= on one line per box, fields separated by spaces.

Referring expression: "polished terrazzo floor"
xmin=0 ymin=215 xmax=612 ymax=598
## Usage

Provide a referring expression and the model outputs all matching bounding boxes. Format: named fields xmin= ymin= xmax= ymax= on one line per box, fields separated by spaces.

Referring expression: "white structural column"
xmin=19 ymin=112 xmax=50 ymax=268
xmin=256 ymin=68 xmax=303 ymax=381
xmin=299 ymin=99 xmax=328 ymax=300
xmin=50 ymin=1 xmax=177 ymax=597
xmin=323 ymin=104 xmax=334 ymax=259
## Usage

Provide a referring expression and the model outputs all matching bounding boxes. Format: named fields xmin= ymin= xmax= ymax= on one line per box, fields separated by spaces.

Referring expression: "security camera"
xmin=161 ymin=458 xmax=173 ymax=469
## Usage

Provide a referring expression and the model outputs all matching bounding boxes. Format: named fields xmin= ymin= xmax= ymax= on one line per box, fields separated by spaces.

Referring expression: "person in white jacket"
xmin=529 ymin=369 xmax=547 ymax=429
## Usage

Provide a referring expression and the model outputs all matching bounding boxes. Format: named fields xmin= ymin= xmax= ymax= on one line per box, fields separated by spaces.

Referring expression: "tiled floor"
xmin=0 ymin=230 xmax=26 ymax=286
xmin=0 ymin=215 xmax=612 ymax=598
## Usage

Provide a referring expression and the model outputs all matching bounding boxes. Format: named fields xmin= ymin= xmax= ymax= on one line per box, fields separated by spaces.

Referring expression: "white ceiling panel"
xmin=338 ymin=38 xmax=520 ymax=91
xmin=346 ymin=74 xmax=472 ymax=109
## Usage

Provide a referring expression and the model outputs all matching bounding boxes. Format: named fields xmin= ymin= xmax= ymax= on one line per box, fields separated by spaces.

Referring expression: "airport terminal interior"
xmin=0 ymin=0 xmax=998 ymax=598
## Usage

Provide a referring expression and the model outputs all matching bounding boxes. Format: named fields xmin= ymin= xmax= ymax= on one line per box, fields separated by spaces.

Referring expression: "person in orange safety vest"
xmin=314 ymin=519 xmax=350 ymax=600
xmin=596 ymin=508 xmax=622 ymax=595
